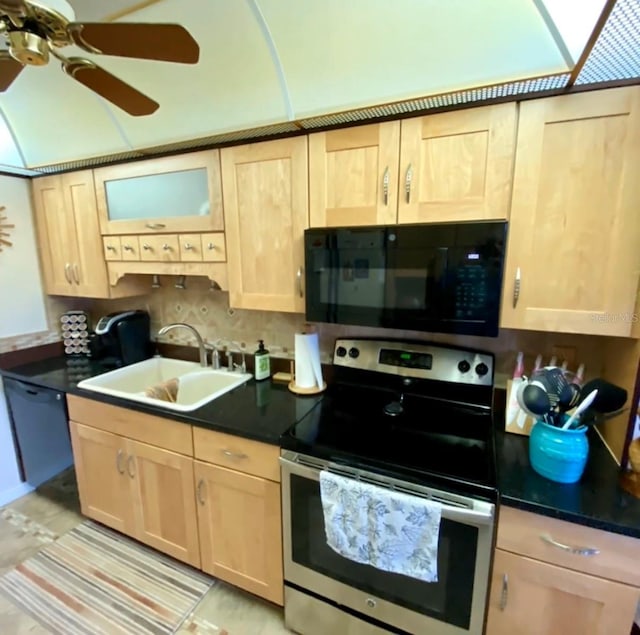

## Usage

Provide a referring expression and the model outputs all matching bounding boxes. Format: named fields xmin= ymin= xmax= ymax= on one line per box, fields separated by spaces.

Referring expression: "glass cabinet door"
xmin=94 ymin=149 xmax=224 ymax=235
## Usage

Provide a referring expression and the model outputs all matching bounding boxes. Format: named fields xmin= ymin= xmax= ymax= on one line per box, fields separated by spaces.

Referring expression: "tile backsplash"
xmin=4 ymin=275 xmax=610 ymax=386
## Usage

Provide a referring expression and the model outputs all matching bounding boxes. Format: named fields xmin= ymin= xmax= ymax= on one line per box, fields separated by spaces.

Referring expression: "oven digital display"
xmin=379 ymin=348 xmax=433 ymax=370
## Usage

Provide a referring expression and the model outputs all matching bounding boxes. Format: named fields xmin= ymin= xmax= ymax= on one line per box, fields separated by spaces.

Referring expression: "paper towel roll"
xmin=294 ymin=332 xmax=324 ymax=389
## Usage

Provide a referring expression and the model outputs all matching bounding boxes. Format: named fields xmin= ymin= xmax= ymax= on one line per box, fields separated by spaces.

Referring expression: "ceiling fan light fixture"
xmin=8 ymin=30 xmax=48 ymax=65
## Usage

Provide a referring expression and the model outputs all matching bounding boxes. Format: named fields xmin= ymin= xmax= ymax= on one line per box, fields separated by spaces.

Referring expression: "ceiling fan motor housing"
xmin=8 ymin=29 xmax=48 ymax=65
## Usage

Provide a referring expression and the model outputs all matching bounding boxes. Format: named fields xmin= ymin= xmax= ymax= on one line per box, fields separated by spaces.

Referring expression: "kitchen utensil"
xmin=518 ymin=382 xmax=551 ymax=416
xmin=562 ymin=389 xmax=598 ymax=430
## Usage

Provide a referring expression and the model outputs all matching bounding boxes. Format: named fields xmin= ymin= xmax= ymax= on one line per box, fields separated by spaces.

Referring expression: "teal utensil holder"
xmin=529 ymin=419 xmax=589 ymax=483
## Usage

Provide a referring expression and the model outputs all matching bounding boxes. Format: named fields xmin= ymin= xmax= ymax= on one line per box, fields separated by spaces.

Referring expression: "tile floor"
xmin=0 ymin=469 xmax=293 ymax=635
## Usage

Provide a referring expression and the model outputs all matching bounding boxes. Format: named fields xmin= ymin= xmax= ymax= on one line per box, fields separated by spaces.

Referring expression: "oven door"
xmin=280 ymin=451 xmax=495 ymax=635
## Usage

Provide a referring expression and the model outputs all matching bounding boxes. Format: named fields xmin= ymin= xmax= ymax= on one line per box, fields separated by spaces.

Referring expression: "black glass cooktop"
xmin=281 ymin=383 xmax=497 ymax=496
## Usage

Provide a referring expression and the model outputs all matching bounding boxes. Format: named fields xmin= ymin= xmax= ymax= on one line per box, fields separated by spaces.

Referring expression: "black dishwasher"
xmin=3 ymin=378 xmax=74 ymax=487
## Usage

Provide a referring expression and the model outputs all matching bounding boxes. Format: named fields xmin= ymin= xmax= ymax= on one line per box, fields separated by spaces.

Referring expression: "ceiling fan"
xmin=0 ymin=0 xmax=199 ymax=115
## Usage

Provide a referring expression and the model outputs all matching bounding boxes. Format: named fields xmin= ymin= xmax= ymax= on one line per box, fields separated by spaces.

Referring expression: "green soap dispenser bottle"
xmin=254 ymin=340 xmax=271 ymax=381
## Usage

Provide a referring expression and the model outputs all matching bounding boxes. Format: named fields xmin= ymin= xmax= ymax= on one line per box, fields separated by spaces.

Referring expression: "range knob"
xmin=336 ymin=346 xmax=347 ymax=358
xmin=475 ymin=362 xmax=489 ymax=377
xmin=348 ymin=347 xmax=360 ymax=359
xmin=457 ymin=360 xmax=471 ymax=373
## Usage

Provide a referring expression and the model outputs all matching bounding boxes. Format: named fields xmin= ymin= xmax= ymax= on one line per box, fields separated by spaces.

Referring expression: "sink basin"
xmin=77 ymin=357 xmax=252 ymax=412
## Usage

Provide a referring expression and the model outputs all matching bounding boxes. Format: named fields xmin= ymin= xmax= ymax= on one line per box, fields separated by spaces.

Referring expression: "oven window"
xmin=289 ymin=474 xmax=477 ymax=630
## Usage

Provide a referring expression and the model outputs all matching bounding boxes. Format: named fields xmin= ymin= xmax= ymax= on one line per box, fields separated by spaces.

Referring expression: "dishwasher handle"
xmin=4 ymin=379 xmax=65 ymax=407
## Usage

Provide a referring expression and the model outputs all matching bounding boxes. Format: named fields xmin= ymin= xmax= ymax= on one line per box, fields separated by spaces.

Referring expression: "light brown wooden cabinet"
xmin=68 ymin=399 xmax=201 ymax=568
xmin=194 ymin=461 xmax=283 ymax=605
xmin=221 ymin=136 xmax=309 ymax=312
xmin=94 ymin=150 xmax=224 ymax=235
xmin=68 ymin=396 xmax=284 ymax=605
xmin=500 ymin=86 xmax=640 ymax=337
xmin=486 ymin=507 xmax=640 ymax=635
xmin=308 ymin=103 xmax=516 ymax=228
xmin=32 ymin=171 xmax=145 ymax=299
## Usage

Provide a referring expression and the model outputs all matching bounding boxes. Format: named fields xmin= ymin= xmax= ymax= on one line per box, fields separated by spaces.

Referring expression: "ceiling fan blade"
xmin=0 ymin=51 xmax=24 ymax=91
xmin=62 ymin=59 xmax=159 ymax=116
xmin=68 ymin=23 xmax=199 ymax=64
xmin=0 ymin=0 xmax=26 ymax=14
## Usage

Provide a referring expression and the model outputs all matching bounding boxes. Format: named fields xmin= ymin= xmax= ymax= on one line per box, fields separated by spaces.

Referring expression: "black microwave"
xmin=304 ymin=221 xmax=507 ymax=337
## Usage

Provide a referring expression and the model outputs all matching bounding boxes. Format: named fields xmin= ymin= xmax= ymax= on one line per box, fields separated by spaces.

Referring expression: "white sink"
xmin=78 ymin=357 xmax=252 ymax=412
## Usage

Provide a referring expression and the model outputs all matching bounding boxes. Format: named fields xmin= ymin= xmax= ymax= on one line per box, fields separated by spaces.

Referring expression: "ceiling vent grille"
xmin=576 ymin=0 xmax=640 ymax=84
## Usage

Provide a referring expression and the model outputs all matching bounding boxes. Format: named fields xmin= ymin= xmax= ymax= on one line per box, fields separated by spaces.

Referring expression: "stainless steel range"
xmin=280 ymin=338 xmax=497 ymax=635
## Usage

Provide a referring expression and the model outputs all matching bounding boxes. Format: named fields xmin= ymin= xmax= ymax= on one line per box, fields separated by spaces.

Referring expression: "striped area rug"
xmin=0 ymin=520 xmax=218 ymax=634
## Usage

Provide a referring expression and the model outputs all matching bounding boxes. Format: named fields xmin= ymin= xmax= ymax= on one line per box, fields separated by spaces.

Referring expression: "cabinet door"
xmin=32 ymin=175 xmax=78 ymax=296
xmin=127 ymin=439 xmax=200 ymax=568
xmin=94 ymin=150 xmax=224 ymax=235
xmin=500 ymin=87 xmax=640 ymax=336
xmin=69 ymin=421 xmax=134 ymax=534
xmin=194 ymin=461 xmax=283 ymax=605
xmin=309 ymin=122 xmax=400 ymax=227
xmin=222 ymin=137 xmax=308 ymax=312
xmin=397 ymin=103 xmax=516 ymax=223
xmin=487 ymin=549 xmax=639 ymax=635
xmin=63 ymin=170 xmax=110 ymax=298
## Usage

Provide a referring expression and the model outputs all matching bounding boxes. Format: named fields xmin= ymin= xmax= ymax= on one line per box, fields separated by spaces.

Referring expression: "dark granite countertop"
xmin=496 ymin=426 xmax=640 ymax=539
xmin=0 ymin=356 xmax=323 ymax=445
xmin=2 ymin=355 xmax=639 ymax=539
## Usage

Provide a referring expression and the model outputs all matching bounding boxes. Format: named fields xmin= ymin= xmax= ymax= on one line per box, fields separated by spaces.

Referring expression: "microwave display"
xmin=304 ymin=222 xmax=507 ymax=337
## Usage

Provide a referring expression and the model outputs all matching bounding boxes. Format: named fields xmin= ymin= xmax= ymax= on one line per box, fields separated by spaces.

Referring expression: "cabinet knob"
xmin=123 ymin=244 xmax=134 ymax=251
xmin=106 ymin=245 xmax=116 ymax=251
xmin=162 ymin=243 xmax=172 ymax=251
xmin=207 ymin=242 xmax=215 ymax=250
xmin=184 ymin=242 xmax=194 ymax=250
xmin=142 ymin=243 xmax=152 ymax=250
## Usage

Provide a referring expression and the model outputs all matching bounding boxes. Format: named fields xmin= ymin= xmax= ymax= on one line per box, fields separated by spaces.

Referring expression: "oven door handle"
xmin=280 ymin=456 xmax=494 ymax=527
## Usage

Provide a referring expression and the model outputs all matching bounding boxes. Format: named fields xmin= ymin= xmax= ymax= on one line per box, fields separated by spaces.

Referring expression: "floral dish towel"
xmin=319 ymin=470 xmax=442 ymax=582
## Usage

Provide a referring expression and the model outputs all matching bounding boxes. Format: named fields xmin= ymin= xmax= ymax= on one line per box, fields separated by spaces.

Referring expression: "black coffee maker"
xmin=89 ymin=310 xmax=154 ymax=367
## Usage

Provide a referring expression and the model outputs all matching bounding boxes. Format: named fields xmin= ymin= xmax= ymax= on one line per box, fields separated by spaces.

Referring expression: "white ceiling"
xmin=0 ymin=0 xmax=614 ymax=171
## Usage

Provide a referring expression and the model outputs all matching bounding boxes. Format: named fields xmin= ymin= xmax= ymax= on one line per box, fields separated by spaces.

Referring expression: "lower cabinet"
xmin=70 ymin=420 xmax=200 ymax=567
xmin=487 ymin=507 xmax=640 ymax=635
xmin=194 ymin=460 xmax=283 ymax=605
xmin=67 ymin=396 xmax=284 ymax=606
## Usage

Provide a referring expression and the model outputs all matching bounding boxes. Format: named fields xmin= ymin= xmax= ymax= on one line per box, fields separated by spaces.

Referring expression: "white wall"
xmin=0 ymin=174 xmax=44 ymax=504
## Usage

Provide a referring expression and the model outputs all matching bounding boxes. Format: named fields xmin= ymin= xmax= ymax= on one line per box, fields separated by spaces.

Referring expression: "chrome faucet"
xmin=157 ymin=323 xmax=208 ymax=367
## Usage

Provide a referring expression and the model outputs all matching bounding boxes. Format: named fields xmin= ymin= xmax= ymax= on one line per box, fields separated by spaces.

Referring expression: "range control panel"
xmin=333 ymin=338 xmax=494 ymax=387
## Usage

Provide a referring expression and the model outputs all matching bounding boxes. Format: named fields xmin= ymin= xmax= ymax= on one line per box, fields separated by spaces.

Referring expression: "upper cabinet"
xmin=32 ymin=171 xmax=144 ymax=299
xmin=397 ymin=103 xmax=517 ymax=224
xmin=93 ymin=150 xmax=224 ymax=235
xmin=500 ymin=87 xmax=640 ymax=337
xmin=309 ymin=122 xmax=400 ymax=227
xmin=221 ymin=136 xmax=309 ymax=312
xmin=308 ymin=103 xmax=516 ymax=227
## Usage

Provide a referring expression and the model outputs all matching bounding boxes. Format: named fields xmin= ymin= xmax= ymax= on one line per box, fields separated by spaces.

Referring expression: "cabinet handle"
xmin=207 ymin=242 xmax=216 ymax=250
xmin=123 ymin=244 xmax=134 ymax=252
xmin=540 ymin=533 xmax=600 ymax=556
xmin=382 ymin=166 xmax=390 ymax=205
xmin=499 ymin=573 xmax=508 ymax=611
xmin=145 ymin=223 xmax=166 ymax=230
xmin=221 ymin=449 xmax=248 ymax=460
xmin=116 ymin=449 xmax=125 ymax=475
xmin=127 ymin=455 xmax=135 ymax=479
xmin=197 ymin=478 xmax=205 ymax=505
xmin=405 ymin=164 xmax=413 ymax=203
xmin=64 ymin=263 xmax=72 ymax=283
xmin=106 ymin=245 xmax=116 ymax=252
xmin=512 ymin=267 xmax=521 ymax=308
xmin=184 ymin=242 xmax=194 ymax=250
xmin=142 ymin=243 xmax=152 ymax=251
xmin=73 ymin=263 xmax=80 ymax=284
xmin=162 ymin=243 xmax=172 ymax=251
xmin=297 ymin=267 xmax=303 ymax=298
